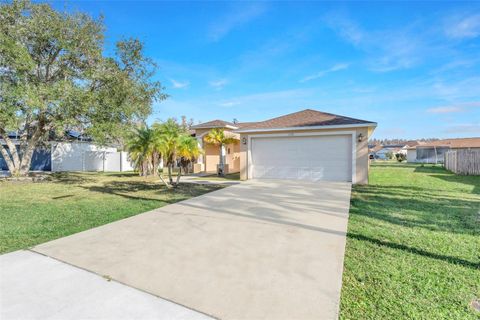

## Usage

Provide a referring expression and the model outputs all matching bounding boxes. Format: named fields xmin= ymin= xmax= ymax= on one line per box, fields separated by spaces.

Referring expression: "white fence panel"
xmin=52 ymin=142 xmax=134 ymax=172
xmin=104 ymin=152 xmax=121 ymax=171
xmin=84 ymin=151 xmax=105 ymax=171
xmin=120 ymin=151 xmax=134 ymax=171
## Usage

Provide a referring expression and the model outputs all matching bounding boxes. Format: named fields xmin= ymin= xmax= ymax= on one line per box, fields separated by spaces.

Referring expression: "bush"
xmin=395 ymin=153 xmax=406 ymax=162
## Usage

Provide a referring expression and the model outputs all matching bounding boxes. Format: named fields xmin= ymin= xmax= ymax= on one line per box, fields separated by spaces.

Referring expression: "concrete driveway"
xmin=33 ymin=179 xmax=352 ymax=320
xmin=1 ymin=251 xmax=211 ymax=320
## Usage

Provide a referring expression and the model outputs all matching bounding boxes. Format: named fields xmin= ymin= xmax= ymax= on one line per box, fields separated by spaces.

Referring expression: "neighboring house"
xmin=369 ymin=144 xmax=405 ymax=160
xmin=192 ymin=109 xmax=377 ymax=184
xmin=369 ymin=141 xmax=421 ymax=160
xmin=373 ymin=145 xmax=404 ymax=160
xmin=368 ymin=144 xmax=383 ymax=159
xmin=406 ymin=138 xmax=480 ymax=163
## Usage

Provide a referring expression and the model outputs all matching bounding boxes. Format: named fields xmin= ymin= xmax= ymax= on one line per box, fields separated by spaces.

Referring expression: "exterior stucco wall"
xmin=239 ymin=126 xmax=372 ymax=184
xmin=196 ymin=128 xmax=241 ymax=173
xmin=226 ymin=141 xmax=241 ymax=172
xmin=204 ymin=143 xmax=219 ymax=172
xmin=407 ymin=149 xmax=417 ymax=162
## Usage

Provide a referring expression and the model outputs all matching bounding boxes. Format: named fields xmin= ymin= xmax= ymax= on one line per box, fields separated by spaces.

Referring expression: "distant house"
xmin=370 ymin=144 xmax=404 ymax=160
xmin=406 ymin=138 xmax=480 ymax=163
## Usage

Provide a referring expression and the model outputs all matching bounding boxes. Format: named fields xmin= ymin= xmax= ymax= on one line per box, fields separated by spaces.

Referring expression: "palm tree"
xmin=175 ymin=135 xmax=202 ymax=184
xmin=126 ymin=127 xmax=160 ymax=176
xmin=153 ymin=119 xmax=183 ymax=184
xmin=204 ymin=128 xmax=238 ymax=176
xmin=126 ymin=119 xmax=203 ymax=187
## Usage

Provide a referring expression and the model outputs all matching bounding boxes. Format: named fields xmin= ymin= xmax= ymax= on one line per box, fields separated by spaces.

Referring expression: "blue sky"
xmin=57 ymin=1 xmax=480 ymax=139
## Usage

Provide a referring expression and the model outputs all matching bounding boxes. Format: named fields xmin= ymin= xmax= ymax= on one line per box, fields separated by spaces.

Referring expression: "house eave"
xmin=234 ymin=122 xmax=377 ymax=133
xmin=191 ymin=125 xmax=238 ymax=130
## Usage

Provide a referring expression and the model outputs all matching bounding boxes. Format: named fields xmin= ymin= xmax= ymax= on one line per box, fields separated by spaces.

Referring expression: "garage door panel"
xmin=250 ymin=135 xmax=352 ymax=182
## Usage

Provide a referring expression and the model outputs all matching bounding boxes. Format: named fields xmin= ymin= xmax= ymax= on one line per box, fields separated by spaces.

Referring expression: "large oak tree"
xmin=0 ymin=0 xmax=166 ymax=176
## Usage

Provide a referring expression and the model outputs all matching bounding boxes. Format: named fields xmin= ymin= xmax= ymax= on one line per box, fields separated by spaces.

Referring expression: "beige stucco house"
xmin=191 ymin=109 xmax=377 ymax=184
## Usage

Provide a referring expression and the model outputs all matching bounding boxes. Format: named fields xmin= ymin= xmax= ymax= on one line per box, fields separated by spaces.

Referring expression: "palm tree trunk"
xmin=167 ymin=163 xmax=173 ymax=184
xmin=218 ymin=144 xmax=225 ymax=176
xmin=175 ymin=166 xmax=182 ymax=185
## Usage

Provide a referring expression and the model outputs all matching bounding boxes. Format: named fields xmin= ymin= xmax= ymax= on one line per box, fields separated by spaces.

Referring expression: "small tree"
xmin=204 ymin=128 xmax=237 ymax=176
xmin=176 ymin=135 xmax=202 ymax=184
xmin=154 ymin=119 xmax=183 ymax=185
xmin=385 ymin=151 xmax=394 ymax=160
xmin=395 ymin=152 xmax=406 ymax=162
xmin=126 ymin=119 xmax=203 ymax=187
xmin=125 ymin=127 xmax=162 ymax=176
xmin=0 ymin=1 xmax=165 ymax=176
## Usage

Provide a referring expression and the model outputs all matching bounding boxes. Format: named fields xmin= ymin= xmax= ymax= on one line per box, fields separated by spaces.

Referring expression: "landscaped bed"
xmin=0 ymin=172 xmax=224 ymax=254
xmin=340 ymin=162 xmax=480 ymax=319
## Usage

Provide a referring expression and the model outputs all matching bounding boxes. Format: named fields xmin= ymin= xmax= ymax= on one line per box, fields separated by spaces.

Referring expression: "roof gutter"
xmin=234 ymin=122 xmax=377 ymax=133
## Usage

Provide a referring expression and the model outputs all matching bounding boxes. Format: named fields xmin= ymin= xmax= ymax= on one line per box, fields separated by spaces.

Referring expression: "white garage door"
xmin=250 ymin=135 xmax=353 ymax=182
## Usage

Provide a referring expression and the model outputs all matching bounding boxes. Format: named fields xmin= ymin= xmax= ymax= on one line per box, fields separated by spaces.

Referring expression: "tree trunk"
xmin=152 ymin=152 xmax=159 ymax=177
xmin=167 ymin=163 xmax=173 ymax=184
xmin=0 ymin=143 xmax=18 ymax=176
xmin=218 ymin=144 xmax=225 ymax=176
xmin=18 ymin=139 xmax=38 ymax=175
xmin=0 ymin=130 xmax=21 ymax=170
xmin=175 ymin=166 xmax=182 ymax=186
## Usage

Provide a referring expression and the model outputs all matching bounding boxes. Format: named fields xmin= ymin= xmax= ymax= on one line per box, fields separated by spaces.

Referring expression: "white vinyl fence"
xmin=52 ymin=142 xmax=134 ymax=172
xmin=444 ymin=150 xmax=480 ymax=175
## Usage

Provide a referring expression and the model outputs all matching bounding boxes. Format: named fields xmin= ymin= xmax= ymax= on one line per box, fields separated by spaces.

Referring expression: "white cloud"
xmin=218 ymin=101 xmax=240 ymax=108
xmin=324 ymin=12 xmax=425 ymax=72
xmin=427 ymin=101 xmax=480 ymax=114
xmin=432 ymin=77 xmax=480 ymax=100
xmin=445 ymin=13 xmax=480 ymax=39
xmin=427 ymin=106 xmax=463 ymax=114
xmin=209 ymin=79 xmax=228 ymax=90
xmin=208 ymin=4 xmax=267 ymax=42
xmin=324 ymin=14 xmax=364 ymax=46
xmin=300 ymin=63 xmax=349 ymax=82
xmin=170 ymin=79 xmax=189 ymax=89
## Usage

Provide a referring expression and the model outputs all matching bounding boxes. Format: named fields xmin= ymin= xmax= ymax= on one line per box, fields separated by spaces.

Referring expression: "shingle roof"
xmin=190 ymin=120 xmax=237 ymax=129
xmin=236 ymin=109 xmax=375 ymax=131
xmin=413 ymin=138 xmax=480 ymax=149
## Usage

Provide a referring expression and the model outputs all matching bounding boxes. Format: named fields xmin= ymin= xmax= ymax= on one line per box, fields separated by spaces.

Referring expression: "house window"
xmin=228 ymin=148 xmax=231 ymax=154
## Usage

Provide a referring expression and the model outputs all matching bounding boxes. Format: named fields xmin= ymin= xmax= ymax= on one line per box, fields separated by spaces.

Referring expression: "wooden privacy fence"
xmin=444 ymin=150 xmax=480 ymax=175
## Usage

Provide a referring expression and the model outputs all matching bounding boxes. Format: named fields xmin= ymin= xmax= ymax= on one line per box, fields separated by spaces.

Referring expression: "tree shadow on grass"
xmin=429 ymin=174 xmax=480 ymax=195
xmin=351 ymin=185 xmax=480 ymax=235
xmin=414 ymin=165 xmax=449 ymax=174
xmin=371 ymin=163 xmax=420 ymax=169
xmin=101 ymin=172 xmax=138 ymax=178
xmin=80 ymin=180 xmax=224 ymax=202
xmin=51 ymin=172 xmax=96 ymax=185
xmin=348 ymin=233 xmax=479 ymax=270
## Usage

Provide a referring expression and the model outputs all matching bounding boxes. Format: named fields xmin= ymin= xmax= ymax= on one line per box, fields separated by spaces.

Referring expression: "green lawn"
xmin=0 ymin=172 xmax=224 ymax=254
xmin=340 ymin=162 xmax=480 ymax=319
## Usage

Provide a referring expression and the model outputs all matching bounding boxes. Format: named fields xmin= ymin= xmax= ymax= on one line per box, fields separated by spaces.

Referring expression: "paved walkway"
xmin=32 ymin=179 xmax=352 ymax=320
xmin=0 ymin=250 xmax=211 ymax=320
